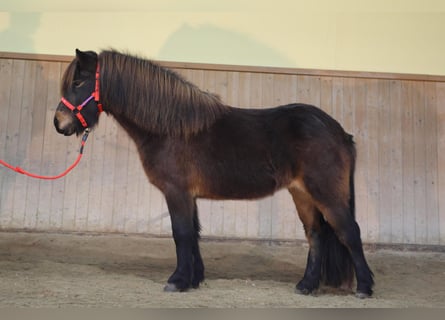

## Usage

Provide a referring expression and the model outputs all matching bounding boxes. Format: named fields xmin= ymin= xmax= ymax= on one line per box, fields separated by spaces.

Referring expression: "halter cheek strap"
xmin=93 ymin=64 xmax=103 ymax=113
xmin=60 ymin=64 xmax=103 ymax=128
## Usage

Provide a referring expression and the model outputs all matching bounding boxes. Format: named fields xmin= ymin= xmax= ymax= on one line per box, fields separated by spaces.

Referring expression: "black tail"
xmin=320 ymin=135 xmax=356 ymax=288
xmin=348 ymin=134 xmax=356 ymax=220
xmin=319 ymin=220 xmax=355 ymax=288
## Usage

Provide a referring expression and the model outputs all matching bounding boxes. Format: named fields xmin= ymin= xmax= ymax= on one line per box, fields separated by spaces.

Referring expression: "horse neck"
xmin=99 ymin=54 xmax=229 ymax=138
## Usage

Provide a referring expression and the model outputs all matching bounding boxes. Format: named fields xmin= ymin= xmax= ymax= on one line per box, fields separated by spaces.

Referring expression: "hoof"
xmin=295 ymin=287 xmax=312 ymax=295
xmin=163 ymin=283 xmax=187 ymax=292
xmin=355 ymin=291 xmax=371 ymax=299
xmin=295 ymin=280 xmax=317 ymax=296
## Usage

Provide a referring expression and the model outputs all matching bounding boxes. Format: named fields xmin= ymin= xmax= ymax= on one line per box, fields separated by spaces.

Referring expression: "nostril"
xmin=54 ymin=116 xmax=66 ymax=134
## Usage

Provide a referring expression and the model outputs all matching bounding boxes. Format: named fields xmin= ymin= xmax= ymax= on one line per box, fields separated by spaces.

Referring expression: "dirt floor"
xmin=0 ymin=232 xmax=444 ymax=308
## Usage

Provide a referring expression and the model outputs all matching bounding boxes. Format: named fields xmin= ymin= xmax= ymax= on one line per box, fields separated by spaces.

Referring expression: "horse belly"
xmin=194 ymin=159 xmax=288 ymax=200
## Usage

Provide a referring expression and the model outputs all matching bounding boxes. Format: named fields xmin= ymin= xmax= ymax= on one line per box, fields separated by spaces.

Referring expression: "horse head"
xmin=54 ymin=49 xmax=102 ymax=136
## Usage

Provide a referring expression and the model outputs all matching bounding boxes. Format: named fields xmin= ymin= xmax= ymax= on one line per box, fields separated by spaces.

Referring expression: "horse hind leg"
xmin=288 ymin=186 xmax=324 ymax=295
xmin=319 ymin=204 xmax=374 ymax=298
xmin=311 ymin=171 xmax=374 ymax=298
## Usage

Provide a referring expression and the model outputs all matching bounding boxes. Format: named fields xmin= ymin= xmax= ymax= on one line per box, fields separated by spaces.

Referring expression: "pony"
xmin=54 ymin=49 xmax=374 ymax=298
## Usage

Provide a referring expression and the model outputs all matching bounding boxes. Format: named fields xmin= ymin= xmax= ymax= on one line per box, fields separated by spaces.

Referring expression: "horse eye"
xmin=73 ymin=80 xmax=84 ymax=88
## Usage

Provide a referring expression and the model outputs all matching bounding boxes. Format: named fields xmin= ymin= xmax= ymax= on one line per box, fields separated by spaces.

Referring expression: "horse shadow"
xmin=97 ymin=245 xmax=304 ymax=283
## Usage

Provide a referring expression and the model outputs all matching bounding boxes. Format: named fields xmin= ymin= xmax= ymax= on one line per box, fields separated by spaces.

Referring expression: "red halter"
xmin=60 ymin=64 xmax=103 ymax=128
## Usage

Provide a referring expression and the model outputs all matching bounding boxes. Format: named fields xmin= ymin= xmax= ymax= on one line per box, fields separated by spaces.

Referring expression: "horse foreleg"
xmin=163 ymin=191 xmax=203 ymax=292
xmin=289 ymin=187 xmax=323 ymax=295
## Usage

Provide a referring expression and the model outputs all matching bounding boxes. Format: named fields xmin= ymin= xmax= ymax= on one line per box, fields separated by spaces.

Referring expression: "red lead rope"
xmin=0 ymin=129 xmax=90 ymax=180
xmin=1 ymin=63 xmax=101 ymax=180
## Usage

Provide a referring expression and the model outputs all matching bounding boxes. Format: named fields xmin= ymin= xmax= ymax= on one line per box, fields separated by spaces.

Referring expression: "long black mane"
xmin=98 ymin=50 xmax=229 ymax=137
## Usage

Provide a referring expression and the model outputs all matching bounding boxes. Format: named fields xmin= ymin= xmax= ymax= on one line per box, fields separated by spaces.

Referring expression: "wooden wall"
xmin=1 ymin=52 xmax=444 ymax=246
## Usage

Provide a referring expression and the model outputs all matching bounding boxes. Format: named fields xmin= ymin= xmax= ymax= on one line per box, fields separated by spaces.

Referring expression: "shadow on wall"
xmin=158 ymin=23 xmax=295 ymax=67
xmin=0 ymin=12 xmax=41 ymax=53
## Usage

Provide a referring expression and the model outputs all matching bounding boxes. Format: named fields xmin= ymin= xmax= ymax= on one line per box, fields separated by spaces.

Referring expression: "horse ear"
xmin=75 ymin=49 xmax=98 ymax=74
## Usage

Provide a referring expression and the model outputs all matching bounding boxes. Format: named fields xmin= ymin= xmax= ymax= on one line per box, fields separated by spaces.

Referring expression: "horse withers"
xmin=54 ymin=49 xmax=374 ymax=298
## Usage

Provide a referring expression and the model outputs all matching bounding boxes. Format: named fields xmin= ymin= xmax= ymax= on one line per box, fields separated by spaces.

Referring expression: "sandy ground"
xmin=0 ymin=231 xmax=444 ymax=308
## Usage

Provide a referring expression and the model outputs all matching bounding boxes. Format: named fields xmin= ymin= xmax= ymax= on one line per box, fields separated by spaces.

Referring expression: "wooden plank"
xmin=249 ymin=71 xmax=263 ymax=108
xmin=38 ymin=62 xmax=62 ymax=230
xmin=296 ymin=75 xmax=311 ymax=105
xmin=0 ymin=59 xmax=13 ymax=161
xmin=23 ymin=62 xmax=49 ymax=229
xmin=47 ymin=63 xmax=69 ymax=230
xmin=412 ymin=82 xmax=427 ymax=244
xmin=33 ymin=61 xmax=51 ymax=230
xmin=123 ymin=139 xmax=143 ymax=233
xmin=72 ymin=136 xmax=92 ymax=231
xmin=365 ymin=79 xmax=380 ymax=243
xmin=111 ymin=128 xmax=130 ymax=232
xmin=389 ymin=80 xmax=404 ymax=244
xmin=320 ymin=77 xmax=333 ymax=115
xmin=98 ymin=117 xmax=118 ymax=232
xmin=435 ymin=82 xmax=445 ymax=245
xmin=60 ymin=137 xmax=79 ymax=230
xmin=308 ymin=76 xmax=321 ymax=107
xmin=159 ymin=173 xmax=172 ymax=234
xmin=85 ymin=114 xmax=106 ymax=231
xmin=288 ymin=75 xmax=298 ymax=104
xmin=342 ymin=77 xmax=355 ymax=134
xmin=46 ymin=62 xmax=67 ymax=230
xmin=135 ymin=158 xmax=153 ymax=235
xmin=332 ymin=77 xmax=344 ymax=125
xmin=190 ymin=69 xmax=205 ymax=87
xmin=6 ymin=60 xmax=26 ymax=228
xmin=424 ymin=82 xmax=440 ymax=244
xmin=0 ymin=59 xmax=15 ymax=228
xmin=203 ymin=70 xmax=217 ymax=94
xmin=401 ymin=81 xmax=416 ymax=244
xmin=377 ymin=80 xmax=392 ymax=243
xmin=46 ymin=61 xmax=68 ymax=229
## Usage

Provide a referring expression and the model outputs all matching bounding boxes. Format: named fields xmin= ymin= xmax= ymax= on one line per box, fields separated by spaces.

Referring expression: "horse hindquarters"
xmin=290 ymin=137 xmax=374 ymax=297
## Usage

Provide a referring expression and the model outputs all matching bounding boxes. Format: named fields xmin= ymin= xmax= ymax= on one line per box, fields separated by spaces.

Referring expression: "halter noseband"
xmin=60 ymin=64 xmax=103 ymax=128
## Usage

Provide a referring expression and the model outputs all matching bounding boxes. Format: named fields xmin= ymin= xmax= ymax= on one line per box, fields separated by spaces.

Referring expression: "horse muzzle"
xmin=54 ymin=109 xmax=76 ymax=136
